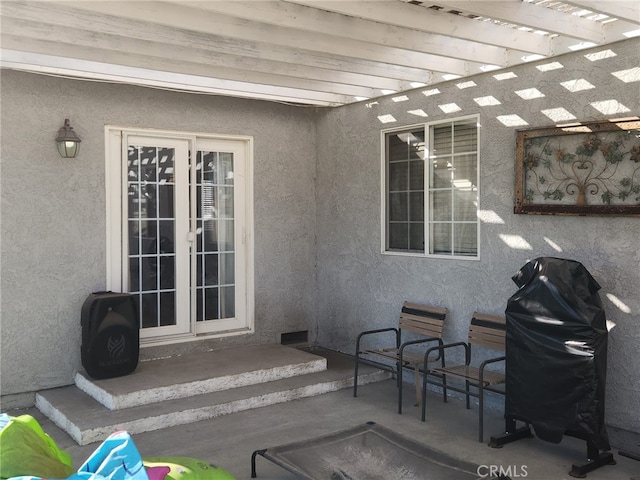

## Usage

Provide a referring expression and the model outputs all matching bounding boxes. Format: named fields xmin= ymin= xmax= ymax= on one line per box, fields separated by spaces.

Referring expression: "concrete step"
xmin=36 ymin=347 xmax=390 ymax=445
xmin=74 ymin=344 xmax=327 ymax=410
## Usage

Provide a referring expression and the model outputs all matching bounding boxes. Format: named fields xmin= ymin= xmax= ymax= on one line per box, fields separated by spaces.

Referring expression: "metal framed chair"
xmin=421 ymin=312 xmax=506 ymax=442
xmin=354 ymin=301 xmax=448 ymax=414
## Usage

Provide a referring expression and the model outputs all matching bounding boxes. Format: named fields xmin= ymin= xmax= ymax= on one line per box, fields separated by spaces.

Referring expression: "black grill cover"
xmin=505 ymin=257 xmax=610 ymax=450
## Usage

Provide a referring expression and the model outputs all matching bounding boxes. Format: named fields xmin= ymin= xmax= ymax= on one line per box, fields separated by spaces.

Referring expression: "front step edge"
xmin=75 ymin=357 xmax=327 ymax=410
xmin=37 ymin=368 xmax=389 ymax=445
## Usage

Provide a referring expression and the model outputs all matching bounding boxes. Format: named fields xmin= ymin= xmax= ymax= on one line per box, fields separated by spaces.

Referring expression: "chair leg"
xmin=353 ymin=353 xmax=360 ymax=397
xmin=442 ymin=374 xmax=448 ymax=403
xmin=421 ymin=372 xmax=428 ymax=422
xmin=398 ymin=362 xmax=403 ymax=414
xmin=465 ymin=380 xmax=471 ymax=409
xmin=440 ymin=355 xmax=447 ymax=403
xmin=478 ymin=384 xmax=484 ymax=443
xmin=414 ymin=366 xmax=421 ymax=407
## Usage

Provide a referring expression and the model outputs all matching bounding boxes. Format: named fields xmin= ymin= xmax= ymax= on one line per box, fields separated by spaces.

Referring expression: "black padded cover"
xmin=81 ymin=291 xmax=139 ymax=379
xmin=505 ymin=257 xmax=610 ymax=450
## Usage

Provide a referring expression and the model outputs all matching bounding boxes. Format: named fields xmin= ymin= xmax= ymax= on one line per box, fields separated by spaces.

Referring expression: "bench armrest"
xmin=356 ymin=327 xmax=400 ymax=352
xmin=479 ymin=356 xmax=506 ymax=386
xmin=479 ymin=355 xmax=505 ymax=370
xmin=423 ymin=341 xmax=470 ymax=369
xmin=400 ymin=337 xmax=443 ymax=362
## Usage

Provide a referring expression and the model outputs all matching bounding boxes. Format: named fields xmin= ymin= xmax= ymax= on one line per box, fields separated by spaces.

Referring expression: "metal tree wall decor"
xmin=514 ymin=118 xmax=640 ymax=215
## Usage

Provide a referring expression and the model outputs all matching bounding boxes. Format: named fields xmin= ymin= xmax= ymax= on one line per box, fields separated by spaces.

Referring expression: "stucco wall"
xmin=315 ymin=39 xmax=640 ymax=442
xmin=1 ymin=38 xmax=638 ymax=447
xmin=0 ymin=71 xmax=319 ymax=406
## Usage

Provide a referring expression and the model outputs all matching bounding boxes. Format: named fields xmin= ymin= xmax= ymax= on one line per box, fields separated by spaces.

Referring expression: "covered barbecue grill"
xmin=490 ymin=257 xmax=614 ymax=478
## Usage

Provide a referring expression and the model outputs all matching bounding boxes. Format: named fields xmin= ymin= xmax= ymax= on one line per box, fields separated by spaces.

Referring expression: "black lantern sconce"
xmin=55 ymin=119 xmax=81 ymax=158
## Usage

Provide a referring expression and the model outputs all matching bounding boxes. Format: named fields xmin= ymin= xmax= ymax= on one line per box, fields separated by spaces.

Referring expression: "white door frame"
xmin=105 ymin=126 xmax=255 ymax=345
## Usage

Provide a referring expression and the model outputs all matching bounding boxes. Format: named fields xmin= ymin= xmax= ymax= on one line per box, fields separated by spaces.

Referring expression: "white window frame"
xmin=381 ymin=115 xmax=481 ymax=260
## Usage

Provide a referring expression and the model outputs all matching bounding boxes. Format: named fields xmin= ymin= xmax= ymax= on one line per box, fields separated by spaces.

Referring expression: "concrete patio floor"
xmin=19 ymin=377 xmax=638 ymax=480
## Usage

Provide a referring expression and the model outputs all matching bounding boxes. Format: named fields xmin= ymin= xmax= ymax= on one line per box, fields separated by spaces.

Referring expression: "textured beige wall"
xmin=315 ymin=38 xmax=640 ymax=444
xmin=0 ymin=71 xmax=319 ymax=406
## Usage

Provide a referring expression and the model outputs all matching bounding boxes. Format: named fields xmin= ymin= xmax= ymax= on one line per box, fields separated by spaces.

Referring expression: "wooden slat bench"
xmin=420 ymin=312 xmax=506 ymax=442
xmin=353 ymin=301 xmax=448 ymax=414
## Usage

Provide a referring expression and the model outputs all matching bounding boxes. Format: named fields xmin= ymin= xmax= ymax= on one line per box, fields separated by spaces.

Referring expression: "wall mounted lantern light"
xmin=55 ymin=118 xmax=81 ymax=158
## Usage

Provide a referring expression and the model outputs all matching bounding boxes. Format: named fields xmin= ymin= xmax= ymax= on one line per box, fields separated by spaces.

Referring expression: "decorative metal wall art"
xmin=515 ymin=118 xmax=640 ymax=215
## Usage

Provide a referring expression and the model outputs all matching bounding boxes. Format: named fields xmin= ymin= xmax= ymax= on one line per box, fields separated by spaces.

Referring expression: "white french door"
xmin=106 ymin=128 xmax=253 ymax=342
xmin=192 ymin=139 xmax=249 ymax=335
xmin=125 ymin=135 xmax=190 ymax=337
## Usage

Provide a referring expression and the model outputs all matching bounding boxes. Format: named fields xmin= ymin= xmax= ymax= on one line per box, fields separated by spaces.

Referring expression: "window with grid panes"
xmin=383 ymin=116 xmax=479 ymax=258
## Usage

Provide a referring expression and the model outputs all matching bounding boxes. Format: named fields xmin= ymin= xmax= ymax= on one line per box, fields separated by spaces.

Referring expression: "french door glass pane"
xmin=127 ymin=145 xmax=177 ymax=329
xmin=194 ymin=150 xmax=235 ymax=323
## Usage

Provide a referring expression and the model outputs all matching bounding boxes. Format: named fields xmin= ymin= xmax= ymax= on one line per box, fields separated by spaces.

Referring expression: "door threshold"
xmin=141 ymin=327 xmax=254 ymax=348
